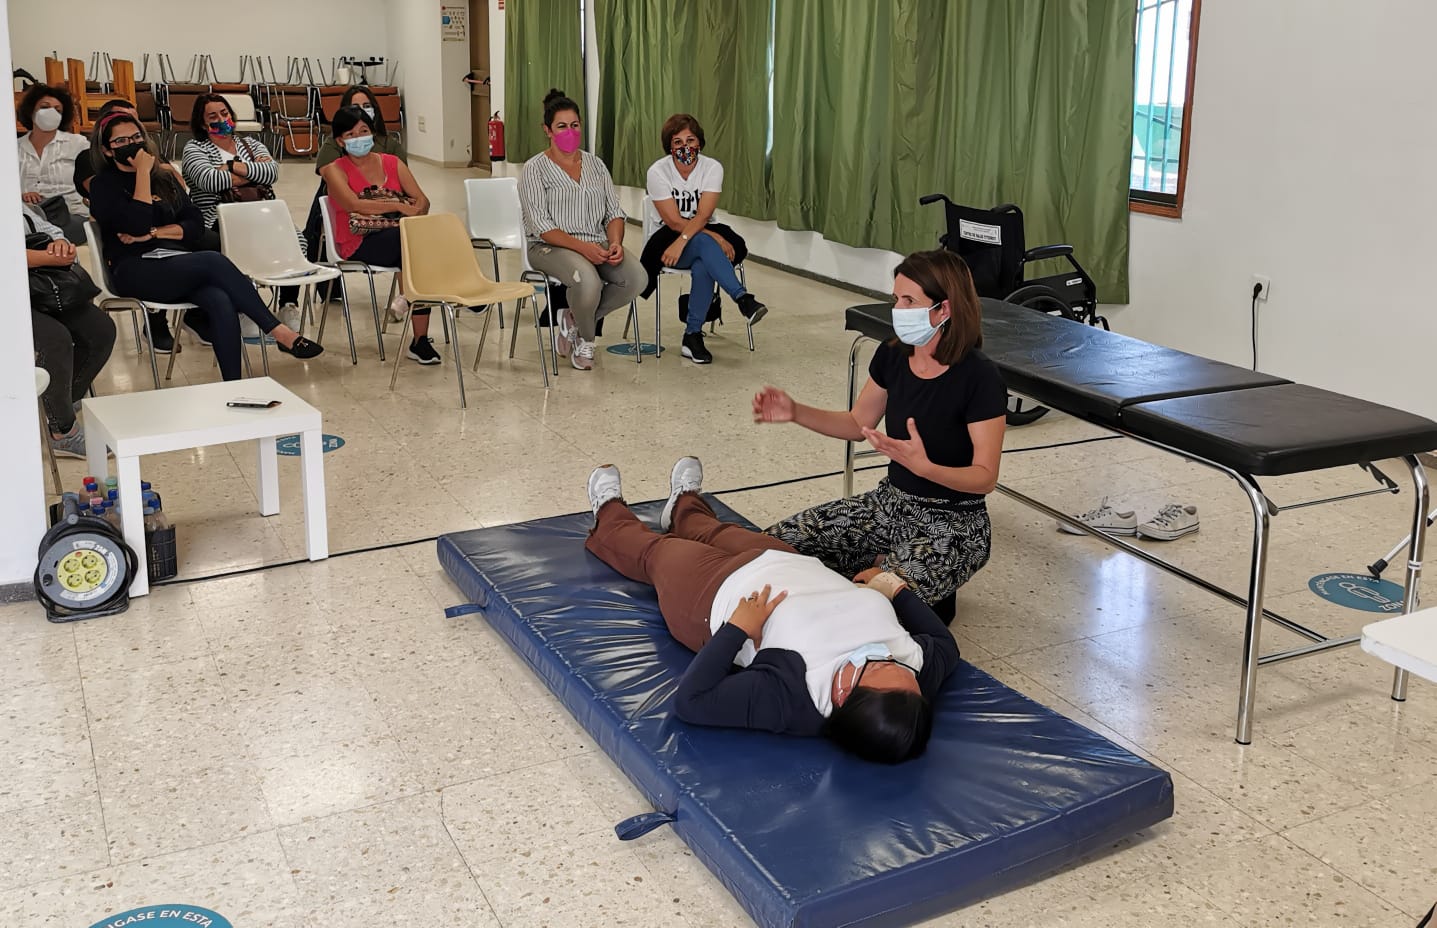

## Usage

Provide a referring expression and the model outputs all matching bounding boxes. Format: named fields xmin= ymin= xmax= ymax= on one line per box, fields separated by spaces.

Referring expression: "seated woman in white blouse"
xmin=17 ymin=84 xmax=90 ymax=242
xmin=518 ymin=88 xmax=644 ymax=371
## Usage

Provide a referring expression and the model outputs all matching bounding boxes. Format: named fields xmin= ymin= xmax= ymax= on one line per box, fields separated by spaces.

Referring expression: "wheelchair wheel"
xmin=1004 ymin=284 xmax=1083 ymax=322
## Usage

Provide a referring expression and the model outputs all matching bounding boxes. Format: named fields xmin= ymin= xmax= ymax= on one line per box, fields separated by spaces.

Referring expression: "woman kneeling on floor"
xmin=88 ymin=113 xmax=322 ymax=380
xmin=753 ymin=249 xmax=1007 ymax=618
xmin=583 ymin=456 xmax=961 ymax=764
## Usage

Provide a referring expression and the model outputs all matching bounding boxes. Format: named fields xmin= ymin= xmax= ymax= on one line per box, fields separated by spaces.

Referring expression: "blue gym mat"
xmin=437 ymin=500 xmax=1173 ymax=928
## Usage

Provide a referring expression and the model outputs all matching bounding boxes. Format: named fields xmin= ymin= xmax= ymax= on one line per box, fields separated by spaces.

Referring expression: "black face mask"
xmin=113 ymin=142 xmax=144 ymax=166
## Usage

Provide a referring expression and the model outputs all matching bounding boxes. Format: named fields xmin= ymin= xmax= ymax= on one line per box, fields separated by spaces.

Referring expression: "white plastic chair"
xmin=222 ymin=92 xmax=264 ymax=134
xmin=35 ymin=368 xmax=61 ymax=494
xmin=463 ymin=176 xmax=527 ymax=330
xmin=83 ymin=220 xmax=196 ymax=387
xmin=217 ymin=200 xmax=357 ymax=363
xmin=318 ymin=195 xmax=396 ymax=362
xmin=641 ymin=194 xmax=754 ymax=354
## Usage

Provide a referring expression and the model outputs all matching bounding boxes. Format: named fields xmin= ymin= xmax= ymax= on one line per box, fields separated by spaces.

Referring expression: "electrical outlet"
xmin=1250 ymin=274 xmax=1271 ymax=301
xmin=418 ymin=116 xmax=427 ymax=132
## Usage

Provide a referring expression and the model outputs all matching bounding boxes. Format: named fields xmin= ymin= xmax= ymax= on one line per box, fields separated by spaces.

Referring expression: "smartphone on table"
xmin=227 ymin=397 xmax=282 ymax=409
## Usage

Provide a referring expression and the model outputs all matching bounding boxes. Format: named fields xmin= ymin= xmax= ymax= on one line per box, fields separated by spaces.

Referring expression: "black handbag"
xmin=677 ymin=285 xmax=723 ymax=325
xmin=37 ymin=195 xmax=72 ymax=230
xmin=27 ymin=235 xmax=101 ymax=315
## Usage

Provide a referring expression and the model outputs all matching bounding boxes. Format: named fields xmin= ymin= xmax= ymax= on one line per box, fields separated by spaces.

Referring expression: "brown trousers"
xmin=584 ymin=494 xmax=797 ymax=652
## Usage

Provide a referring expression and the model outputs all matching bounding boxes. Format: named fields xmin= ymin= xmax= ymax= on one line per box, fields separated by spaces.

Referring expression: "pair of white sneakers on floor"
xmin=1056 ymin=498 xmax=1199 ymax=541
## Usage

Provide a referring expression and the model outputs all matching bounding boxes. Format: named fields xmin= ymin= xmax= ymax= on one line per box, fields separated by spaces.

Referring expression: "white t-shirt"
xmin=646 ymin=153 xmax=724 ymax=223
xmin=708 ymin=550 xmax=925 ymax=718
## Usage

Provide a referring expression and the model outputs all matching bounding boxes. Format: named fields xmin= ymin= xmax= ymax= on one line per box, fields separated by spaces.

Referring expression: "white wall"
xmin=385 ymin=0 xmax=469 ymax=165
xmin=0 ymin=3 xmax=51 ymax=586
xmin=7 ymin=0 xmax=389 ymax=83
xmin=1108 ymin=0 xmax=1437 ymax=421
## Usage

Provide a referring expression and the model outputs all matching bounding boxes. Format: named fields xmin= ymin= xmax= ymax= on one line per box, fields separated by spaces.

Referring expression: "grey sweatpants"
xmin=526 ymin=243 xmax=644 ymax=341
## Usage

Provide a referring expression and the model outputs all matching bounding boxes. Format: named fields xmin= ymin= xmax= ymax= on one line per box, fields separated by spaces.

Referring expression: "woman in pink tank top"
xmin=319 ymin=106 xmax=441 ymax=364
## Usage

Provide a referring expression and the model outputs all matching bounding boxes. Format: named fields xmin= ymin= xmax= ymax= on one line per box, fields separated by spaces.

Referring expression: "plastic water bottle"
xmin=106 ymin=488 xmax=119 ymax=504
xmin=104 ymin=476 xmax=118 ymax=492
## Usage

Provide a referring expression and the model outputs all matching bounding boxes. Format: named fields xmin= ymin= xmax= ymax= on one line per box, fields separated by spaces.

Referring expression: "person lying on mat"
xmin=754 ymin=249 xmax=1007 ymax=615
xmin=583 ymin=456 xmax=961 ymax=764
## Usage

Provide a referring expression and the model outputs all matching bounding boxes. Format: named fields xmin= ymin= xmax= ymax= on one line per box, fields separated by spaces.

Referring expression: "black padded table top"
xmin=846 ymin=300 xmax=1289 ymax=423
xmin=1121 ymin=383 xmax=1437 ymax=476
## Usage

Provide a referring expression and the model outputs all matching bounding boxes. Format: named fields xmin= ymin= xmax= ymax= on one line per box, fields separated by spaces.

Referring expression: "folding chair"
xmin=83 ymin=221 xmax=192 ymax=389
xmin=639 ymin=194 xmax=753 ymax=357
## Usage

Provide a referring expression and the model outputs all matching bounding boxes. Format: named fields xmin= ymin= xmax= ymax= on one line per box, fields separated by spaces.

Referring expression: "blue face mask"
xmin=344 ymin=135 xmax=375 ymax=157
xmin=844 ymin=642 xmax=893 ymax=670
xmin=892 ymin=303 xmax=946 ymax=347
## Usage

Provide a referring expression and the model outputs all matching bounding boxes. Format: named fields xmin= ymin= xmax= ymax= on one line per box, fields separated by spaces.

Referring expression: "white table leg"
xmin=257 ymin=435 xmax=280 ymax=516
xmin=85 ymin=415 xmax=109 ymax=484
xmin=300 ymin=428 xmax=329 ymax=560
xmin=117 ymin=454 xmax=149 ymax=597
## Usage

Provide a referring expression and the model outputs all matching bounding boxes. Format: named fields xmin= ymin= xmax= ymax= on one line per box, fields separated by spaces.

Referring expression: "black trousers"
xmin=113 ymin=252 xmax=282 ymax=381
xmin=32 ymin=303 xmax=116 ymax=433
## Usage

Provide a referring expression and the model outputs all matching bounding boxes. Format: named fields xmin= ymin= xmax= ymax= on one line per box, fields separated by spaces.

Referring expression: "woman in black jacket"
xmin=87 ymin=113 xmax=322 ymax=380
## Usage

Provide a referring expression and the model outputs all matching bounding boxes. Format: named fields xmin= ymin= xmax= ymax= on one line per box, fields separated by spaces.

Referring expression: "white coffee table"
xmin=1362 ymin=608 xmax=1437 ymax=684
xmin=82 ymin=377 xmax=329 ymax=596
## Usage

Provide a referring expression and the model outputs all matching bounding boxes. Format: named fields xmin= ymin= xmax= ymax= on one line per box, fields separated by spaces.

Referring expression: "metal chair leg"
xmin=470 ymin=304 xmax=494 ymax=372
xmin=388 ymin=306 xmax=414 ymax=392
xmin=129 ymin=309 xmax=142 ymax=354
xmin=738 ymin=266 xmax=755 ymax=351
xmin=139 ymin=308 xmax=161 ymax=389
xmin=39 ymin=400 xmax=61 ymax=495
xmin=445 ymin=304 xmax=468 ymax=409
xmin=490 ymin=250 xmax=505 ymax=330
xmin=655 ymin=275 xmax=664 ymax=357
xmin=530 ymin=297 xmax=550 ymax=388
xmin=164 ymin=310 xmax=181 ymax=381
xmin=629 ymin=300 xmax=642 ymax=365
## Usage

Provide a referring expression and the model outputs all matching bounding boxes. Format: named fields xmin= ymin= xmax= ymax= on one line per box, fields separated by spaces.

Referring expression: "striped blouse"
xmin=180 ymin=136 xmax=280 ymax=230
xmin=18 ymin=130 xmax=90 ymax=218
xmin=518 ymin=150 xmax=626 ymax=245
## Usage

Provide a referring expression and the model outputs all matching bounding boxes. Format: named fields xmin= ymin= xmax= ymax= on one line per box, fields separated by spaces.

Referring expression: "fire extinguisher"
xmin=488 ymin=112 xmax=505 ymax=162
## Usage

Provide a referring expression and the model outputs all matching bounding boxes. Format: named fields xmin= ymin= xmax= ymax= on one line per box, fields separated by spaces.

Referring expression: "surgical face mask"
xmin=359 ymin=104 xmax=376 ymax=120
xmin=207 ymin=117 xmax=235 ymax=137
xmin=552 ymin=127 xmax=582 ymax=154
xmin=844 ymin=642 xmax=893 ymax=670
xmin=672 ymin=145 xmax=698 ymax=166
xmin=892 ymin=303 xmax=946 ymax=347
xmin=33 ymin=106 xmax=62 ymax=132
xmin=344 ymin=135 xmax=375 ymax=157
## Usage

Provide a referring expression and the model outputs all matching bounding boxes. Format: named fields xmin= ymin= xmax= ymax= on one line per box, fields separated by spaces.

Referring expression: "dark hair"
xmin=339 ymin=85 xmax=388 ymax=136
xmin=660 ymin=113 xmax=705 ymax=156
xmin=96 ymin=98 xmax=137 ymax=121
xmin=190 ymin=92 xmax=236 ymax=140
xmin=18 ymin=83 xmax=75 ymax=132
xmin=96 ymin=114 xmax=183 ymax=208
xmin=331 ymin=105 xmax=378 ymax=144
xmin=892 ymin=249 xmax=983 ymax=366
xmin=542 ymin=88 xmax=580 ymax=128
xmin=826 ymin=687 xmax=933 ymax=764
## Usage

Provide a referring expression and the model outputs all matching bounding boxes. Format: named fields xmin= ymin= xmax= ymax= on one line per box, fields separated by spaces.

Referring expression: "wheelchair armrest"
xmin=991 ymin=203 xmax=1023 ymax=215
xmin=918 ymin=193 xmax=949 ymax=207
xmin=1025 ymin=244 xmax=1073 ymax=262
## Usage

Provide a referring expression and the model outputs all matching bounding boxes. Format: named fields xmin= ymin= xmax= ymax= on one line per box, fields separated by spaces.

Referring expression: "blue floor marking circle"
xmin=276 ymin=434 xmax=345 ymax=456
xmin=88 ymin=905 xmax=232 ymax=928
xmin=1308 ymin=572 xmax=1407 ymax=614
xmin=605 ymin=342 xmax=661 ymax=357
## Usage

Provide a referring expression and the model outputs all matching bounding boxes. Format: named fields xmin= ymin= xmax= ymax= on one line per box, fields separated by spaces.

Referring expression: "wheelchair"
xmin=920 ymin=194 xmax=1108 ymax=425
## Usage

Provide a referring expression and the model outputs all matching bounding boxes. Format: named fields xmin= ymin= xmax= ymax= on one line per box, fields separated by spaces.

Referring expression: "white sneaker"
xmin=387 ymin=294 xmax=409 ymax=324
xmin=571 ymin=338 xmax=594 ymax=371
xmin=1137 ymin=503 xmax=1200 ymax=541
xmin=556 ymin=308 xmax=579 ymax=358
xmin=1057 ymin=498 xmax=1137 ymax=536
xmin=587 ymin=464 xmax=623 ymax=518
xmin=661 ymin=456 xmax=704 ymax=533
xmin=279 ymin=303 xmax=303 ymax=332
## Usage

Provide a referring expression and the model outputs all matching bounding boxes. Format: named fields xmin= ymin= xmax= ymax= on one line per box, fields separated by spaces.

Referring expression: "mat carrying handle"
xmin=614 ymin=811 xmax=676 ymax=841
xmin=444 ymin=603 xmax=484 ymax=618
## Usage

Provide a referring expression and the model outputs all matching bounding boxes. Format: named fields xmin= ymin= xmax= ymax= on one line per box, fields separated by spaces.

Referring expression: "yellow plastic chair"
xmin=392 ymin=213 xmax=540 ymax=406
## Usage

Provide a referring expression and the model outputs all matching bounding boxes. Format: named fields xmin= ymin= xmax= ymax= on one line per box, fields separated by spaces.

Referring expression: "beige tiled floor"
xmin=6 ymin=159 xmax=1436 ymax=926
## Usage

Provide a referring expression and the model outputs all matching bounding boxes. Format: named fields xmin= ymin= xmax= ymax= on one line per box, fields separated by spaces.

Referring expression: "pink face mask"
xmin=552 ymin=127 xmax=582 ymax=153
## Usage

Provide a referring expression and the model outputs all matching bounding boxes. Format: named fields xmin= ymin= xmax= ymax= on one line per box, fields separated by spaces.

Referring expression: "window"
xmin=1130 ymin=0 xmax=1200 ymax=217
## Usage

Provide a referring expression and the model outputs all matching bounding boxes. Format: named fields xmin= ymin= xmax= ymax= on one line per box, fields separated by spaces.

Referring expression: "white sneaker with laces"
xmin=661 ymin=457 xmax=704 ymax=532
xmin=280 ymin=303 xmax=303 ymax=332
xmin=587 ymin=464 xmax=623 ymax=519
xmin=1137 ymin=503 xmax=1200 ymax=541
xmin=556 ymin=308 xmax=579 ymax=358
xmin=1056 ymin=497 xmax=1137 ymax=536
xmin=387 ymin=294 xmax=409 ymax=324
xmin=571 ymin=338 xmax=595 ymax=371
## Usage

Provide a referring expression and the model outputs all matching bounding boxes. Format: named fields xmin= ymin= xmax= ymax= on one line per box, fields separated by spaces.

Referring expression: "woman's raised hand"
xmin=752 ymin=386 xmax=795 ymax=423
xmin=130 ymin=148 xmax=156 ymax=174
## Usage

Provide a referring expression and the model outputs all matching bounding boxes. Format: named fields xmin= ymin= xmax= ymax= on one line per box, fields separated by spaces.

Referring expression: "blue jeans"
xmin=674 ymin=233 xmax=745 ymax=334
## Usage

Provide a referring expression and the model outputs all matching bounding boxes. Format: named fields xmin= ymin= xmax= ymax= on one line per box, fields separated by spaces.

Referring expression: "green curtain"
xmin=772 ymin=0 xmax=1135 ymax=301
xmin=593 ymin=0 xmax=773 ymax=219
xmin=504 ymin=0 xmax=585 ymax=164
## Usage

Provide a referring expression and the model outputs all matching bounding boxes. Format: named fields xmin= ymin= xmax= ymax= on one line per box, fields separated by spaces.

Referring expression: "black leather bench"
xmin=842 ymin=300 xmax=1437 ymax=742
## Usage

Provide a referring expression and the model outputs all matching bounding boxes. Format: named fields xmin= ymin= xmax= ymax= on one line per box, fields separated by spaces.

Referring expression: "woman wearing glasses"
xmin=88 ymin=113 xmax=323 ymax=380
xmin=580 ymin=456 xmax=961 ymax=764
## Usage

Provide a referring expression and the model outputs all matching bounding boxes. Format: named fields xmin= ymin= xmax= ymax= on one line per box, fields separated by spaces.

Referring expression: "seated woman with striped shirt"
xmin=519 ymin=89 xmax=644 ymax=371
xmin=180 ymin=93 xmax=304 ymax=336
